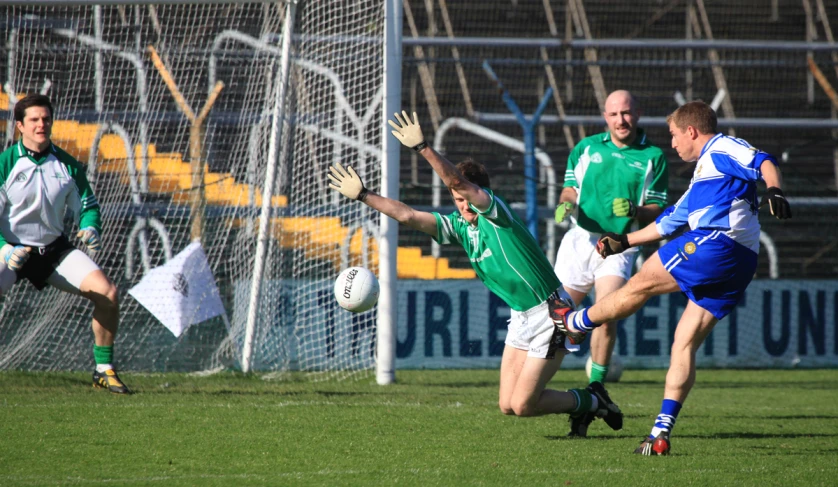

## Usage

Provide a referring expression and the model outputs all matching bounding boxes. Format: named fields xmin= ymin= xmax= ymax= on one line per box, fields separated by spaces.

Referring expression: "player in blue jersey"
xmin=0 ymin=94 xmax=129 ymax=394
xmin=327 ymin=110 xmax=623 ymax=430
xmin=552 ymin=101 xmax=792 ymax=455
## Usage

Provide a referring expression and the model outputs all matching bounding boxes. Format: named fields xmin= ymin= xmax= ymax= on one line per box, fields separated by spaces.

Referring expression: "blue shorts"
xmin=657 ymin=229 xmax=757 ymax=320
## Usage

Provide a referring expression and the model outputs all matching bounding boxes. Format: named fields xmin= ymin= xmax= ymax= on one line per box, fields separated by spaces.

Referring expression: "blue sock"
xmin=650 ymin=399 xmax=682 ymax=438
xmin=572 ymin=308 xmax=596 ymax=332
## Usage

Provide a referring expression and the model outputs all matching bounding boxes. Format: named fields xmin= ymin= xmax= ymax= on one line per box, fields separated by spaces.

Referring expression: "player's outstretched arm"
xmin=388 ymin=111 xmax=491 ymax=212
xmin=327 ymin=163 xmax=438 ymax=238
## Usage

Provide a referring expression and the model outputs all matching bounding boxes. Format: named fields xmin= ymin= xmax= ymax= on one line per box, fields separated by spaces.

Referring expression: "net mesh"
xmin=0 ymin=1 xmax=384 ymax=377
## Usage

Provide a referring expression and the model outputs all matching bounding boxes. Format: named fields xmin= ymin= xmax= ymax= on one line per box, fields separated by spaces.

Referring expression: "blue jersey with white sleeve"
xmin=655 ymin=134 xmax=775 ymax=254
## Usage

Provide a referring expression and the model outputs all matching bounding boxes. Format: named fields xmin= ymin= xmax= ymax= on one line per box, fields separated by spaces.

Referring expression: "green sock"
xmin=93 ymin=345 xmax=113 ymax=365
xmin=589 ymin=361 xmax=609 ymax=384
xmin=568 ymin=388 xmax=593 ymax=414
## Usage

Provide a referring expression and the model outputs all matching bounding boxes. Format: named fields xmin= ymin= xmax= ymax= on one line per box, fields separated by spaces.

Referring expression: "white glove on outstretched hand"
xmin=327 ymin=163 xmax=369 ymax=201
xmin=388 ymin=111 xmax=428 ymax=152
xmin=1 ymin=243 xmax=31 ymax=272
xmin=77 ymin=227 xmax=101 ymax=253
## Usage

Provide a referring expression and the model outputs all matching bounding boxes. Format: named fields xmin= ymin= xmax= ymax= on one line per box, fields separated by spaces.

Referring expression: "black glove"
xmin=597 ymin=232 xmax=631 ymax=258
xmin=762 ymin=187 xmax=791 ymax=219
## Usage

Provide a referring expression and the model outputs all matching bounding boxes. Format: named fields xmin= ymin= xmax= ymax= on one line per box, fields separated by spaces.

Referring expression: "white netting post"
xmin=241 ymin=0 xmax=296 ymax=373
xmin=376 ymin=0 xmax=402 ymax=385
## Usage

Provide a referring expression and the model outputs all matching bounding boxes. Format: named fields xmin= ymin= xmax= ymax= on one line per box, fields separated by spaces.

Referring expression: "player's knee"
xmin=91 ymin=282 xmax=119 ymax=311
xmin=498 ymin=396 xmax=515 ymax=415
xmin=104 ymin=284 xmax=119 ymax=309
xmin=510 ymin=398 xmax=538 ymax=417
xmin=499 ymin=402 xmax=515 ymax=416
xmin=597 ymin=321 xmax=618 ymax=336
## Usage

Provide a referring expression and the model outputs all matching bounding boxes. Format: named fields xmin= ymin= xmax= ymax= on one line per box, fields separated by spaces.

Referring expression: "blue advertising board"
xmin=234 ymin=280 xmax=837 ymax=370
xmin=393 ymin=280 xmax=838 ymax=369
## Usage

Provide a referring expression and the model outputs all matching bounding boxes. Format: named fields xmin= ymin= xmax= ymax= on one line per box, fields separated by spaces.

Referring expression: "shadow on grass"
xmin=545 ymin=434 xmax=639 ymax=441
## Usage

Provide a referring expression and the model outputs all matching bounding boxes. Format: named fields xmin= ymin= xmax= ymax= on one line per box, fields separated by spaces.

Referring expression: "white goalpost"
xmin=0 ymin=0 xmax=400 ymax=381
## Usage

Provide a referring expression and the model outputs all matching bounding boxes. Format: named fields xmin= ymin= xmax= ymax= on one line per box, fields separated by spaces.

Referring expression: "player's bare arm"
xmin=327 ymin=162 xmax=438 ymax=238
xmin=625 ymin=221 xmax=664 ymax=247
xmin=597 ymin=220 xmax=663 ymax=258
xmin=365 ymin=193 xmax=438 ymax=237
xmin=389 ymin=111 xmax=491 ymax=211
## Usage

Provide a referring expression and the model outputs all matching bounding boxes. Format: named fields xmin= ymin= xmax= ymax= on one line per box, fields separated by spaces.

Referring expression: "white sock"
xmin=96 ymin=364 xmax=113 ymax=373
xmin=589 ymin=395 xmax=599 ymax=412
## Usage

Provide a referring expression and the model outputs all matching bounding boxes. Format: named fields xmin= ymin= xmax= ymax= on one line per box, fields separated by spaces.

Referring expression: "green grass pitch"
xmin=1 ymin=369 xmax=837 ymax=486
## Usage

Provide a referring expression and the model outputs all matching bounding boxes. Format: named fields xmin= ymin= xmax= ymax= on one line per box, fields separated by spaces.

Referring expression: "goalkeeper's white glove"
xmin=388 ymin=110 xmax=428 ymax=152
xmin=1 ymin=244 xmax=31 ymax=272
xmin=327 ymin=163 xmax=369 ymax=201
xmin=77 ymin=227 xmax=101 ymax=253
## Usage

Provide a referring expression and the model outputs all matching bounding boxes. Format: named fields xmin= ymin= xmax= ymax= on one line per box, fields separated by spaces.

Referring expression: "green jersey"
xmin=0 ymin=140 xmax=101 ymax=247
xmin=433 ymin=189 xmax=561 ymax=311
xmin=564 ymin=130 xmax=668 ymax=234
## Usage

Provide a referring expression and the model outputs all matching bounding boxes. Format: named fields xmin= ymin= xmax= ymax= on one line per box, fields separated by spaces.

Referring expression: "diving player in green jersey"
xmin=0 ymin=94 xmax=129 ymax=394
xmin=553 ymin=90 xmax=668 ymax=436
xmin=327 ymin=110 xmax=622 ymax=430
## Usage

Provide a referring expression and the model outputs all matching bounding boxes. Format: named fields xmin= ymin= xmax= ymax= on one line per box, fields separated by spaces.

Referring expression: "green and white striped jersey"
xmin=433 ymin=189 xmax=561 ymax=311
xmin=564 ymin=130 xmax=669 ymax=234
xmin=0 ymin=140 xmax=101 ymax=247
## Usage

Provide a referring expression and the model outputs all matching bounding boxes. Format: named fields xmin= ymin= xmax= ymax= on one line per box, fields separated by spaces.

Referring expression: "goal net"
xmin=0 ymin=0 xmax=386 ymax=378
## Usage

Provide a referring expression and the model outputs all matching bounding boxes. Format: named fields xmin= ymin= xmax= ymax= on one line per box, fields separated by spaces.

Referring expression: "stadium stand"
xmin=399 ymin=0 xmax=838 ymax=278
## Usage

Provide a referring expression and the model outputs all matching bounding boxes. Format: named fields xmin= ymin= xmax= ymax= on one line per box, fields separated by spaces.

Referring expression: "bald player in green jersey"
xmin=553 ymin=90 xmax=669 ymax=436
xmin=327 ymin=110 xmax=623 ymax=432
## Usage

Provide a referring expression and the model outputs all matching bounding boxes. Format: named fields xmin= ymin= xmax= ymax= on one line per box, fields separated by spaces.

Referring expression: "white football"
xmin=585 ymin=354 xmax=623 ymax=382
xmin=334 ymin=266 xmax=379 ymax=313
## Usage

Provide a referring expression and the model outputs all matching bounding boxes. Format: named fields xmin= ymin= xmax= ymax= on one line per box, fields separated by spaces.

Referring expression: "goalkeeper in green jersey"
xmin=553 ymin=90 xmax=669 ymax=436
xmin=326 ymin=110 xmax=622 ymax=431
xmin=0 ymin=94 xmax=129 ymax=394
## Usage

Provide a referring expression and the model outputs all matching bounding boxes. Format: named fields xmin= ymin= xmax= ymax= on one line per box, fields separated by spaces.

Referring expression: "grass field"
xmin=1 ymin=369 xmax=837 ymax=486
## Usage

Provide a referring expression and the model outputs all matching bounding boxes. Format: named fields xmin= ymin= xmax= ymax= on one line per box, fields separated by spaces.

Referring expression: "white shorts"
xmin=554 ymin=225 xmax=639 ymax=295
xmin=0 ymin=249 xmax=101 ymax=296
xmin=505 ymin=288 xmax=580 ymax=358
xmin=47 ymin=249 xmax=102 ymax=295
